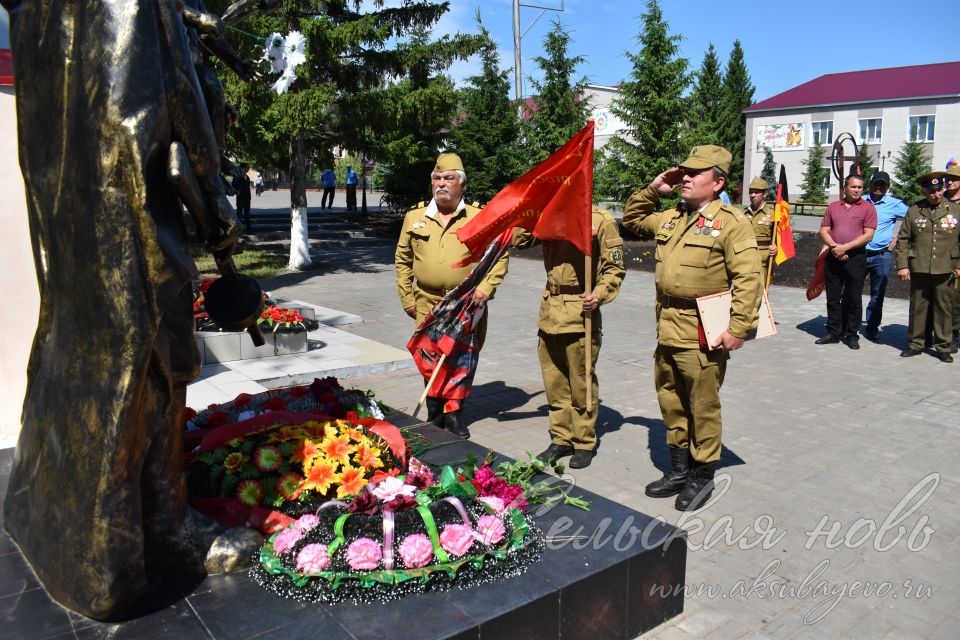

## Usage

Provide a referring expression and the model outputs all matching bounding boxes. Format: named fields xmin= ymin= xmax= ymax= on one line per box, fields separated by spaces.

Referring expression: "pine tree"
xmin=716 ymin=40 xmax=754 ymax=199
xmin=522 ymin=19 xmax=591 ymax=164
xmin=448 ymin=25 xmax=523 ymax=204
xmin=800 ymin=143 xmax=829 ymax=203
xmin=760 ymin=147 xmax=777 ymax=202
xmin=892 ymin=138 xmax=932 ymax=204
xmin=682 ymin=43 xmax=723 ymax=149
xmin=853 ymin=143 xmax=876 ymax=185
xmin=595 ymin=0 xmax=688 ymax=202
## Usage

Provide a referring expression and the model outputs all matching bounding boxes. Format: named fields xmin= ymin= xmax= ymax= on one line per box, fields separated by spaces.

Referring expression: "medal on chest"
xmin=656 ymin=218 xmax=678 ymax=240
xmin=915 ymin=218 xmax=928 ymax=230
xmin=694 ymin=215 xmax=722 ymax=237
xmin=941 ymin=215 xmax=956 ymax=230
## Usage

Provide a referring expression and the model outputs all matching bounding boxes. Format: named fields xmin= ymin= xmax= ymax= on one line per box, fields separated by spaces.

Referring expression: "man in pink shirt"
xmin=816 ymin=174 xmax=878 ymax=349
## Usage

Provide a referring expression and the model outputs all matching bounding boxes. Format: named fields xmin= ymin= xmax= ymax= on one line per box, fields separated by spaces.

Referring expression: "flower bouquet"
xmin=252 ymin=456 xmax=545 ymax=604
xmin=194 ymin=277 xmax=319 ymax=334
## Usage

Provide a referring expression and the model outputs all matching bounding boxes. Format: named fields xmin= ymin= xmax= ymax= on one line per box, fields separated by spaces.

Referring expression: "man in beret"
xmin=861 ymin=171 xmax=908 ymax=342
xmin=944 ymin=166 xmax=960 ymax=352
xmin=395 ymin=152 xmax=509 ymax=437
xmin=623 ymin=145 xmax=761 ymax=511
xmin=743 ymin=176 xmax=778 ymax=289
xmin=816 ymin=174 xmax=877 ymax=350
xmin=895 ymin=172 xmax=960 ymax=362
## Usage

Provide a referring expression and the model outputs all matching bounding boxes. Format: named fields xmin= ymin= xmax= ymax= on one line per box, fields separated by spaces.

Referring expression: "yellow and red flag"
xmin=454 ymin=120 xmax=594 ymax=266
xmin=774 ymin=164 xmax=796 ymax=265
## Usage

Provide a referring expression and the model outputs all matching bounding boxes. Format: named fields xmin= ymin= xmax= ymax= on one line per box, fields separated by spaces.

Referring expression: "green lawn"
xmin=194 ymin=248 xmax=327 ymax=279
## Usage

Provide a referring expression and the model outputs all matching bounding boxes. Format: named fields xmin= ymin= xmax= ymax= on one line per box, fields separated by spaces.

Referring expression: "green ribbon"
xmin=416 ymin=504 xmax=449 ymax=564
xmin=327 ymin=512 xmax=352 ymax=556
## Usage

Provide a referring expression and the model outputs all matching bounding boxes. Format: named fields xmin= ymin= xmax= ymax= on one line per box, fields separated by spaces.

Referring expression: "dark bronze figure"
xmin=2 ymin=0 xmax=261 ymax=620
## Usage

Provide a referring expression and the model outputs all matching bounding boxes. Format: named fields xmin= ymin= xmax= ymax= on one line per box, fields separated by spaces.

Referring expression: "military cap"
xmin=433 ymin=152 xmax=464 ymax=173
xmin=944 ymin=165 xmax=960 ymax=179
xmin=870 ymin=171 xmax=891 ymax=185
xmin=916 ymin=171 xmax=946 ymax=189
xmin=680 ymin=145 xmax=732 ymax=175
xmin=748 ymin=176 xmax=769 ymax=191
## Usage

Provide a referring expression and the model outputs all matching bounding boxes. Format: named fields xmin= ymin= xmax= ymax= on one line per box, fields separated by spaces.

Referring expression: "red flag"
xmin=774 ymin=165 xmax=796 ymax=265
xmin=806 ymin=249 xmax=828 ymax=301
xmin=454 ymin=120 xmax=595 ymax=266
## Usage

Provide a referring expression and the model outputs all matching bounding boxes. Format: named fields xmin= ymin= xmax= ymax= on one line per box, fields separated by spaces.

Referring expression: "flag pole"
xmin=584 ymin=254 xmax=593 ymax=408
xmin=765 ymin=243 xmax=775 ymax=292
xmin=413 ymin=353 xmax=447 ymax=419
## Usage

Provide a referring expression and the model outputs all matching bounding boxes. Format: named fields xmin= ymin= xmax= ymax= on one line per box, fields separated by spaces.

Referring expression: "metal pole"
xmin=513 ymin=0 xmax=522 ymax=109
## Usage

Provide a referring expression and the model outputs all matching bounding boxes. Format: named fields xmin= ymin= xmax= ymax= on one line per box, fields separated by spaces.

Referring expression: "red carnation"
xmin=207 ymin=411 xmax=230 ymax=428
xmin=233 ymin=393 xmax=253 ymax=408
xmin=263 ymin=397 xmax=287 ymax=411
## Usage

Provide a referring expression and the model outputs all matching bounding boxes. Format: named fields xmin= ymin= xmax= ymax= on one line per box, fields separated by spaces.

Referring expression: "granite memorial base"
xmin=0 ymin=419 xmax=686 ymax=640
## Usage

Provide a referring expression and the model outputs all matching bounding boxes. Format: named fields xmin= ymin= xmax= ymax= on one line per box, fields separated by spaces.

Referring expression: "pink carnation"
xmin=272 ymin=526 xmax=304 ymax=556
xmin=295 ymin=514 xmax=320 ymax=532
xmin=473 ymin=465 xmax=495 ymax=487
xmin=296 ymin=544 xmax=330 ymax=573
xmin=439 ymin=524 xmax=475 ymax=557
xmin=346 ymin=538 xmax=382 ymax=570
xmin=397 ymin=534 xmax=434 ymax=568
xmin=477 ymin=496 xmax=506 ymax=514
xmin=500 ymin=484 xmax=528 ymax=512
xmin=475 ymin=515 xmax=507 ymax=545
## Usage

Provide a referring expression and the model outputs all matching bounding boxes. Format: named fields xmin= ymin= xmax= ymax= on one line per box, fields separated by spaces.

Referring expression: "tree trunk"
xmin=288 ymin=134 xmax=311 ymax=269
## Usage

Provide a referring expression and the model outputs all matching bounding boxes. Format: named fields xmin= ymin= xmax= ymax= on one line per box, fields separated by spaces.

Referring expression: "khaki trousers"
xmin=538 ymin=330 xmax=601 ymax=451
xmin=654 ymin=346 xmax=728 ymax=464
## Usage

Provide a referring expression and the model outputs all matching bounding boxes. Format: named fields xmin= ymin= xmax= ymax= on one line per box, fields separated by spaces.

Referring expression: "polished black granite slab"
xmin=0 ymin=419 xmax=685 ymax=640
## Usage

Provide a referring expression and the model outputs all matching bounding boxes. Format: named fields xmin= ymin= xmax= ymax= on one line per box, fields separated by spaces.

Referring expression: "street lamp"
xmin=876 ymin=150 xmax=892 ymax=171
xmin=512 ymin=1 xmax=564 ymax=112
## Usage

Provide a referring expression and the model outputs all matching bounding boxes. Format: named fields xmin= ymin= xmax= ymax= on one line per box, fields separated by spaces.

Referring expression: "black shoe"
xmin=863 ymin=328 xmax=879 ymax=342
xmin=645 ymin=447 xmax=690 ymax=498
xmin=536 ymin=443 xmax=575 ymax=463
xmin=844 ymin=336 xmax=860 ymax=350
xmin=425 ymin=397 xmax=444 ymax=427
xmin=675 ymin=462 xmax=715 ymax=511
xmin=952 ymin=331 xmax=959 ymax=354
xmin=815 ymin=335 xmax=840 ymax=345
xmin=443 ymin=411 xmax=470 ymax=438
xmin=937 ymin=352 xmax=954 ymax=363
xmin=569 ymin=450 xmax=594 ymax=469
xmin=900 ymin=348 xmax=922 ymax=358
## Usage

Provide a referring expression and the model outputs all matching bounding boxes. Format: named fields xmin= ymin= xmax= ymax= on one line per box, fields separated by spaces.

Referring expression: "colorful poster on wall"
xmin=591 ymin=109 xmax=626 ymax=137
xmin=756 ymin=124 xmax=804 ymax=151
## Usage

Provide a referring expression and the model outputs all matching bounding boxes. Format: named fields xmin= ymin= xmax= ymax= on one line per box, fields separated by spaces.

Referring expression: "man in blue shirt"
xmin=320 ymin=168 xmax=336 ymax=209
xmin=345 ymin=164 xmax=359 ymax=211
xmin=862 ymin=171 xmax=908 ymax=341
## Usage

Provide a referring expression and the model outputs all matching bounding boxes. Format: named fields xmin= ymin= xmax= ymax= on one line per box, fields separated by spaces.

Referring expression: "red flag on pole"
xmin=806 ymin=249 xmax=828 ymax=301
xmin=453 ymin=120 xmax=595 ymax=266
xmin=774 ymin=165 xmax=796 ymax=265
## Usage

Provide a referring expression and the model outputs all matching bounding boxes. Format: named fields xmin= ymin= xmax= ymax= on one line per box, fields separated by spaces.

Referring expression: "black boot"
xmin=952 ymin=331 xmax=959 ymax=354
xmin=443 ymin=411 xmax=470 ymax=439
xmin=675 ymin=462 xmax=716 ymax=511
xmin=425 ymin=397 xmax=444 ymax=427
xmin=645 ymin=447 xmax=689 ymax=498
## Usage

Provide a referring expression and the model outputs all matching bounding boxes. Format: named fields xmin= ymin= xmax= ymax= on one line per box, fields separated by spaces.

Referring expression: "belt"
xmin=656 ymin=292 xmax=699 ymax=310
xmin=416 ymin=283 xmax=451 ymax=296
xmin=865 ymin=248 xmax=887 ymax=256
xmin=545 ymin=281 xmax=583 ymax=295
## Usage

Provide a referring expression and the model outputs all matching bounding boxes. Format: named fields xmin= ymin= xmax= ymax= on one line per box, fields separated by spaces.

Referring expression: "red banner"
xmin=774 ymin=165 xmax=796 ymax=265
xmin=454 ymin=120 xmax=595 ymax=265
xmin=806 ymin=249 xmax=827 ymax=301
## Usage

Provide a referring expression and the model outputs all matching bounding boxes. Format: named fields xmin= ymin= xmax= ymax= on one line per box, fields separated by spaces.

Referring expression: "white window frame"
xmin=810 ymin=121 xmax=834 ymax=146
xmin=907 ymin=115 xmax=935 ymax=142
xmin=858 ymin=118 xmax=882 ymax=144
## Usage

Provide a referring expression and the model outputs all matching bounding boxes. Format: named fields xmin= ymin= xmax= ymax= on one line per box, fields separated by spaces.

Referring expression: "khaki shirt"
xmin=623 ymin=186 xmax=762 ymax=347
xmin=395 ymin=200 xmax=509 ymax=310
xmin=895 ymin=199 xmax=960 ymax=275
xmin=742 ymin=202 xmax=776 ymax=248
xmin=514 ymin=207 xmax=626 ymax=334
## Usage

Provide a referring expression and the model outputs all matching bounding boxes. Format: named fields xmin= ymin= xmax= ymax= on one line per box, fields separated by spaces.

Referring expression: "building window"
xmin=908 ymin=115 xmax=935 ymax=142
xmin=859 ymin=118 xmax=882 ymax=144
xmin=811 ymin=121 xmax=833 ymax=146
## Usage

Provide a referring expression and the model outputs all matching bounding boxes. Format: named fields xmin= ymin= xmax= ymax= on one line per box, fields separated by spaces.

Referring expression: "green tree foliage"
xmin=716 ymin=40 xmax=754 ymax=198
xmin=892 ymin=138 xmax=932 ymax=204
xmin=853 ymin=143 xmax=876 ymax=186
xmin=682 ymin=43 xmax=723 ymax=149
xmin=800 ymin=143 xmax=829 ymax=203
xmin=760 ymin=147 xmax=777 ymax=202
xmin=595 ymin=0 xmax=688 ymax=203
xmin=447 ymin=24 xmax=524 ymax=204
xmin=522 ymin=19 xmax=591 ymax=165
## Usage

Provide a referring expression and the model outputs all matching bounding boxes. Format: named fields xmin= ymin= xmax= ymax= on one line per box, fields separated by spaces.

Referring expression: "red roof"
xmin=0 ymin=49 xmax=12 ymax=86
xmin=745 ymin=61 xmax=960 ymax=113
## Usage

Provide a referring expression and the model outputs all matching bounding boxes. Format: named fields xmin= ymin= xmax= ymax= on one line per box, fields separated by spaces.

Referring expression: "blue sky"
xmin=436 ymin=0 xmax=957 ymax=103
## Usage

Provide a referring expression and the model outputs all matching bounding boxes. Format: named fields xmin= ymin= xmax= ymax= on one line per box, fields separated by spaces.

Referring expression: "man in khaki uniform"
xmin=944 ymin=166 xmax=960 ymax=352
xmin=895 ymin=172 xmax=960 ymax=363
xmin=395 ymin=153 xmax=509 ymax=436
xmin=743 ymin=177 xmax=778 ymax=289
xmin=513 ymin=207 xmax=626 ymax=469
xmin=623 ymin=145 xmax=761 ymax=511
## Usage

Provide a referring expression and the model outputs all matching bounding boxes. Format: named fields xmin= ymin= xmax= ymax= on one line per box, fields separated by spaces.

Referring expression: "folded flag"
xmin=774 ymin=164 xmax=796 ymax=265
xmin=807 ymin=249 xmax=828 ymax=301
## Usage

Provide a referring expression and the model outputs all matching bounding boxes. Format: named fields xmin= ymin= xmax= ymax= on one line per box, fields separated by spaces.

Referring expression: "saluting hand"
xmin=651 ymin=167 xmax=684 ymax=196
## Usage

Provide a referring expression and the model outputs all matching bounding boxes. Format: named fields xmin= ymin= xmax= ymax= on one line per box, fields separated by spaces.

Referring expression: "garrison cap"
xmin=680 ymin=145 xmax=732 ymax=175
xmin=748 ymin=176 xmax=769 ymax=191
xmin=433 ymin=152 xmax=464 ymax=173
xmin=916 ymin=171 xmax=946 ymax=189
xmin=945 ymin=165 xmax=960 ymax=179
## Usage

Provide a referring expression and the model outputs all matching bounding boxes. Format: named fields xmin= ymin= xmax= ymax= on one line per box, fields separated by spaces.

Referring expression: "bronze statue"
xmin=2 ymin=0 xmax=261 ymax=620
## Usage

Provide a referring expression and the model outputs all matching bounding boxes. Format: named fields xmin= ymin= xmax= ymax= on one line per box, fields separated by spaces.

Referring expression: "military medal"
xmin=711 ymin=229 xmax=720 ymax=237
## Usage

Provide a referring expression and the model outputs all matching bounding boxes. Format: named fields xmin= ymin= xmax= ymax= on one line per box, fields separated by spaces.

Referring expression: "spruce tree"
xmin=892 ymin=138 xmax=932 ymax=204
xmin=716 ymin=40 xmax=754 ymax=198
xmin=853 ymin=143 xmax=876 ymax=186
xmin=596 ymin=0 xmax=688 ymax=203
xmin=523 ymin=19 xmax=591 ymax=164
xmin=448 ymin=25 xmax=523 ymax=204
xmin=682 ymin=43 xmax=723 ymax=149
xmin=800 ymin=143 xmax=829 ymax=203
xmin=760 ymin=147 xmax=777 ymax=202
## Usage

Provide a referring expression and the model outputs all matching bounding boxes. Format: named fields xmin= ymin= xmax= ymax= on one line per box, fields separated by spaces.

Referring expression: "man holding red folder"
xmin=623 ymin=145 xmax=761 ymax=511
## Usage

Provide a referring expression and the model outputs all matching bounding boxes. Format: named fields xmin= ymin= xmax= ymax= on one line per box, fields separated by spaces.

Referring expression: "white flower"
xmin=283 ymin=31 xmax=307 ymax=70
xmin=264 ymin=32 xmax=287 ymax=73
xmin=370 ymin=476 xmax=416 ymax=502
xmin=272 ymin=68 xmax=297 ymax=94
xmin=366 ymin=398 xmax=384 ymax=420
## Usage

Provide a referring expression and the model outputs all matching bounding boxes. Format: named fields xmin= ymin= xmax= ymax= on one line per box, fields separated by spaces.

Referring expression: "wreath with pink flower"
xmin=251 ymin=456 xmax=545 ymax=603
